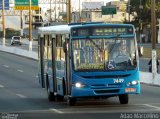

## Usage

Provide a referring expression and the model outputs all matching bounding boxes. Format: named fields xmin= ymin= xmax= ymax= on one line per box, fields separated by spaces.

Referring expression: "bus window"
xmin=56 ymin=35 xmax=65 ymax=78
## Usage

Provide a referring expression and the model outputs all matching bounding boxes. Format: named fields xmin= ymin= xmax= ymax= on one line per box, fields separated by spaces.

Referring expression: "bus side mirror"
xmin=63 ymin=41 xmax=67 ymax=53
xmin=133 ymin=59 xmax=137 ymax=66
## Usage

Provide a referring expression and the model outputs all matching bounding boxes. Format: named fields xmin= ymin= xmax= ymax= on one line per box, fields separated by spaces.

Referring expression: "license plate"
xmin=125 ymin=88 xmax=136 ymax=93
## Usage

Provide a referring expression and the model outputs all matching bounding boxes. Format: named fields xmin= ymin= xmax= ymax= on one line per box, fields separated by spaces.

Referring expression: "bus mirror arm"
xmin=133 ymin=59 xmax=137 ymax=66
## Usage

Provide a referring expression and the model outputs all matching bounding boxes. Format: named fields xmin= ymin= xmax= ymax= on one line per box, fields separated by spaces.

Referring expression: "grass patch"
xmin=142 ymin=47 xmax=160 ymax=59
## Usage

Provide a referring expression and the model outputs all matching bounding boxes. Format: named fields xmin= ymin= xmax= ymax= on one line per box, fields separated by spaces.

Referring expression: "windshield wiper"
xmin=87 ymin=37 xmax=103 ymax=52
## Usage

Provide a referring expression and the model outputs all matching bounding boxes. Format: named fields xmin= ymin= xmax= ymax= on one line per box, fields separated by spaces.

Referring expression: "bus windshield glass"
xmin=72 ymin=38 xmax=137 ymax=71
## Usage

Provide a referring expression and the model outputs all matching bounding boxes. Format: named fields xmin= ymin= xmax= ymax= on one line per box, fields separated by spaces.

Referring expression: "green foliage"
xmin=127 ymin=0 xmax=160 ymax=28
xmin=0 ymin=28 xmax=20 ymax=38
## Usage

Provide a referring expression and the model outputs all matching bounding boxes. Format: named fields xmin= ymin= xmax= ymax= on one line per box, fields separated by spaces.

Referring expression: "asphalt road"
xmin=0 ymin=51 xmax=160 ymax=119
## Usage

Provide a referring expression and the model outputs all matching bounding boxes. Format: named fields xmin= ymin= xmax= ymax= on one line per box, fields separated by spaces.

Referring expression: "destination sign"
xmin=71 ymin=26 xmax=134 ymax=37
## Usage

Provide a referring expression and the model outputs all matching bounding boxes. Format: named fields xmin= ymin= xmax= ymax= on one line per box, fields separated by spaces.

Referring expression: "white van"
xmin=11 ymin=36 xmax=22 ymax=45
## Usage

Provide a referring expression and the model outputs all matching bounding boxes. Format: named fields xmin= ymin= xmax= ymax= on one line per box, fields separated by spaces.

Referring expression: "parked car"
xmin=11 ymin=36 xmax=22 ymax=45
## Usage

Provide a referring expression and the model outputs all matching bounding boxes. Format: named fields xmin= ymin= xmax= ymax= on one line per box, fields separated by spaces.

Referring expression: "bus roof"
xmin=38 ymin=23 xmax=134 ymax=35
xmin=38 ymin=24 xmax=78 ymax=34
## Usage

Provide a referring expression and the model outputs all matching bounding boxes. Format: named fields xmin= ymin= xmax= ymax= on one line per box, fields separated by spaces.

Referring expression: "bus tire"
xmin=56 ymin=95 xmax=64 ymax=102
xmin=46 ymin=75 xmax=55 ymax=101
xmin=119 ymin=94 xmax=129 ymax=104
xmin=67 ymin=97 xmax=76 ymax=106
xmin=47 ymin=86 xmax=55 ymax=101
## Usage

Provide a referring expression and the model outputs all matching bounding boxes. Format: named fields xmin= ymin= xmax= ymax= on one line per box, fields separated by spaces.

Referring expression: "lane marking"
xmin=16 ymin=94 xmax=27 ymax=98
xmin=143 ymin=104 xmax=160 ymax=110
xmin=17 ymin=69 xmax=24 ymax=73
xmin=49 ymin=108 xmax=64 ymax=114
xmin=0 ymin=84 xmax=4 ymax=88
xmin=49 ymin=108 xmax=159 ymax=114
xmin=3 ymin=65 xmax=9 ymax=68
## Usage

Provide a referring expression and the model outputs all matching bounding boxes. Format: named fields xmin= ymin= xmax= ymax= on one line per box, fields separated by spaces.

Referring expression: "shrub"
xmin=0 ymin=28 xmax=20 ymax=38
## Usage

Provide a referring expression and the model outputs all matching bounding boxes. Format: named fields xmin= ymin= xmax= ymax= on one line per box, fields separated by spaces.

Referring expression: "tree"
xmin=127 ymin=0 xmax=160 ymax=28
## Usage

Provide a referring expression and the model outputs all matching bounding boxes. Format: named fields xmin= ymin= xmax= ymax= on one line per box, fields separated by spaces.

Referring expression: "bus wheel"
xmin=56 ymin=95 xmax=64 ymax=102
xmin=67 ymin=97 xmax=76 ymax=106
xmin=47 ymin=84 xmax=55 ymax=101
xmin=119 ymin=94 xmax=129 ymax=104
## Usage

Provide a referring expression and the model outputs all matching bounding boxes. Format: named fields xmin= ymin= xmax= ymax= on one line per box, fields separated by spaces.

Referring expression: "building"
xmin=25 ymin=8 xmax=49 ymax=28
xmin=72 ymin=1 xmax=133 ymax=23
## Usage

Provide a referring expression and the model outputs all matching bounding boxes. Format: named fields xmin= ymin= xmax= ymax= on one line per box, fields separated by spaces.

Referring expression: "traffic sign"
xmin=14 ymin=6 xmax=39 ymax=10
xmin=101 ymin=6 xmax=117 ymax=15
xmin=14 ymin=0 xmax=39 ymax=10
xmin=0 ymin=0 xmax=9 ymax=10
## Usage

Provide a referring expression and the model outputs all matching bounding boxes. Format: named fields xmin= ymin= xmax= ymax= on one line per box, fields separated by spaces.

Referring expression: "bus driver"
xmin=116 ymin=42 xmax=127 ymax=57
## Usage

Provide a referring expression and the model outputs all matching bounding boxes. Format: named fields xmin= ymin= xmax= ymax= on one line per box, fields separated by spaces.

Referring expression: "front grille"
xmin=81 ymin=74 xmax=130 ymax=79
xmin=108 ymin=83 xmax=122 ymax=88
xmin=91 ymin=83 xmax=122 ymax=89
xmin=94 ymin=89 xmax=120 ymax=94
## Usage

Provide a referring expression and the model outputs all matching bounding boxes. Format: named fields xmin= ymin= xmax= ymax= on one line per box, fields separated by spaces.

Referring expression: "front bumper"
xmin=71 ymin=84 xmax=140 ymax=98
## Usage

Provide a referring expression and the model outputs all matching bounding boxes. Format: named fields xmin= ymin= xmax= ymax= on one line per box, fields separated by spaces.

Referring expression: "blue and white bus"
xmin=38 ymin=22 xmax=140 ymax=106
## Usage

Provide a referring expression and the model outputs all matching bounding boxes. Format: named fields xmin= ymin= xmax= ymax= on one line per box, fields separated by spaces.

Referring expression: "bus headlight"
xmin=127 ymin=80 xmax=139 ymax=86
xmin=75 ymin=82 xmax=85 ymax=88
xmin=131 ymin=81 xmax=138 ymax=85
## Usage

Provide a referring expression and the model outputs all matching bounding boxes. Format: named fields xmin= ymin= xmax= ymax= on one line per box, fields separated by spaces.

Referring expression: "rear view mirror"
xmin=63 ymin=41 xmax=67 ymax=53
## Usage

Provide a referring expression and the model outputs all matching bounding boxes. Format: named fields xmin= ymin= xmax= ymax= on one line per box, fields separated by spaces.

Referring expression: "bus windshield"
xmin=72 ymin=38 xmax=137 ymax=71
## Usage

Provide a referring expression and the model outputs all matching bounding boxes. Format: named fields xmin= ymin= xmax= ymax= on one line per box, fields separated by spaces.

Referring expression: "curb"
xmin=0 ymin=45 xmax=38 ymax=60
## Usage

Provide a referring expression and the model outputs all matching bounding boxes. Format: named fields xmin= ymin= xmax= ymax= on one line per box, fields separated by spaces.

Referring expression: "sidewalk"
xmin=140 ymin=71 xmax=160 ymax=86
xmin=0 ymin=44 xmax=38 ymax=60
xmin=0 ymin=44 xmax=160 ymax=86
xmin=21 ymin=39 xmax=38 ymax=46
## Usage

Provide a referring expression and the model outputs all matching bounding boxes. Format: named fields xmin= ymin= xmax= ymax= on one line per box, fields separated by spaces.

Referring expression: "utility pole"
xmin=151 ymin=0 xmax=156 ymax=50
xmin=20 ymin=10 xmax=23 ymax=36
xmin=62 ymin=0 xmax=64 ymax=12
xmin=55 ymin=0 xmax=56 ymax=21
xmin=29 ymin=0 xmax=32 ymax=51
xmin=151 ymin=0 xmax=157 ymax=83
xmin=58 ymin=0 xmax=60 ymax=21
xmin=2 ymin=0 xmax=5 ymax=46
xmin=50 ymin=0 xmax=52 ymax=22
xmin=66 ymin=0 xmax=71 ymax=23
xmin=139 ymin=0 xmax=143 ymax=43
xmin=79 ymin=0 xmax=81 ymax=22
xmin=128 ymin=0 xmax=130 ymax=22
